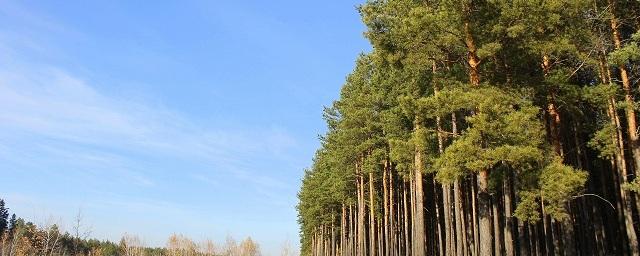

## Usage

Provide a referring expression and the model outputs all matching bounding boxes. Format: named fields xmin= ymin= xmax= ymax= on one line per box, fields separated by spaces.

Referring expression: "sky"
xmin=0 ymin=0 xmax=369 ymax=254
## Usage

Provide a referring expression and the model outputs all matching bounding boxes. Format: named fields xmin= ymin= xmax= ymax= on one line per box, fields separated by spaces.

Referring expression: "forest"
xmin=0 ymin=199 xmax=274 ymax=256
xmin=296 ymin=0 xmax=640 ymax=255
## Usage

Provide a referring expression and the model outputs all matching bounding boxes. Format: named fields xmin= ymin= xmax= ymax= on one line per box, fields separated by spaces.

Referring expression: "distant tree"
xmin=280 ymin=239 xmax=293 ymax=256
xmin=0 ymin=199 xmax=9 ymax=234
xmin=166 ymin=233 xmax=197 ymax=255
xmin=119 ymin=233 xmax=144 ymax=256
xmin=223 ymin=235 xmax=238 ymax=256
xmin=8 ymin=214 xmax=16 ymax=234
xmin=72 ymin=209 xmax=92 ymax=255
xmin=199 ymin=238 xmax=217 ymax=255
xmin=239 ymin=237 xmax=260 ymax=256
xmin=37 ymin=219 xmax=62 ymax=256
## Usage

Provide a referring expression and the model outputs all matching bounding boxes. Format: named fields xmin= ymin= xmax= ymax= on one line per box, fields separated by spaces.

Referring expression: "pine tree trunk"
xmin=369 ymin=172 xmax=377 ymax=256
xmin=332 ymin=220 xmax=336 ymax=256
xmin=542 ymin=55 xmax=564 ymax=157
xmin=342 ymin=204 xmax=347 ymax=256
xmin=389 ymin=164 xmax=396 ymax=256
xmin=471 ymin=178 xmax=479 ymax=256
xmin=608 ymin=4 xmax=640 ymax=253
xmin=541 ymin=197 xmax=554 ymax=255
xmin=351 ymin=205 xmax=355 ymax=256
xmin=610 ymin=0 xmax=640 ymax=175
xmin=551 ymin=219 xmax=562 ymax=255
xmin=492 ymin=197 xmax=502 ymax=256
xmin=464 ymin=22 xmax=481 ymax=86
xmin=435 ymin=180 xmax=444 ymax=256
xmin=518 ymin=221 xmax=530 ymax=256
xmin=503 ymin=173 xmax=515 ymax=256
xmin=357 ymin=161 xmax=366 ymax=256
xmin=600 ymin=52 xmax=636 ymax=254
xmin=404 ymin=181 xmax=411 ymax=256
xmin=443 ymin=184 xmax=453 ymax=256
xmin=477 ymin=170 xmax=493 ymax=256
xmin=379 ymin=218 xmax=383 ymax=256
xmin=454 ymin=181 xmax=467 ymax=256
xmin=320 ymin=225 xmax=325 ymax=256
xmin=609 ymin=96 xmax=638 ymax=255
xmin=414 ymin=123 xmax=426 ymax=256
xmin=463 ymin=13 xmax=492 ymax=255
xmin=532 ymin=222 xmax=541 ymax=256
xmin=411 ymin=175 xmax=416 ymax=255
xmin=562 ymin=215 xmax=576 ymax=256
xmin=452 ymin=113 xmax=467 ymax=256
xmin=434 ymin=69 xmax=453 ymax=256
xmin=383 ymin=160 xmax=390 ymax=256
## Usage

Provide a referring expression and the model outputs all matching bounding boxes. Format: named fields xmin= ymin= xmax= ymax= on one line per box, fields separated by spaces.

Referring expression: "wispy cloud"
xmin=0 ymin=63 xmax=298 ymax=195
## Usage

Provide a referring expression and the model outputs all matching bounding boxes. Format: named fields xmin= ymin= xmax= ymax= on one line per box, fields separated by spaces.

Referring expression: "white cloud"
xmin=0 ymin=64 xmax=298 ymax=193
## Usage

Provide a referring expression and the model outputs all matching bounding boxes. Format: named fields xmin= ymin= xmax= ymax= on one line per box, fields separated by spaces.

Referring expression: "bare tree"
xmin=279 ymin=239 xmax=294 ymax=256
xmin=72 ymin=209 xmax=92 ymax=255
xmin=223 ymin=235 xmax=238 ymax=256
xmin=120 ymin=233 xmax=145 ymax=256
xmin=39 ymin=216 xmax=62 ymax=256
xmin=167 ymin=233 xmax=198 ymax=256
xmin=199 ymin=239 xmax=217 ymax=256
xmin=239 ymin=237 xmax=260 ymax=256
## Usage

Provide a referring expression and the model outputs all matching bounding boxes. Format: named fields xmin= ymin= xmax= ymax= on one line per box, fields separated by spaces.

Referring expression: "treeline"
xmin=0 ymin=199 xmax=265 ymax=256
xmin=297 ymin=0 xmax=640 ymax=255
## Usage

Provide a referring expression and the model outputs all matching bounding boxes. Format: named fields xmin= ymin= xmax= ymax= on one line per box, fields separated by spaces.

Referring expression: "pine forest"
xmin=297 ymin=0 xmax=640 ymax=255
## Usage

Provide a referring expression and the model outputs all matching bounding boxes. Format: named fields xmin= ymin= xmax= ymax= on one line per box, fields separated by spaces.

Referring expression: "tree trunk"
xmin=342 ymin=204 xmax=347 ymax=256
xmin=452 ymin=113 xmax=467 ymax=256
xmin=464 ymin=22 xmax=481 ymax=86
xmin=434 ymin=66 xmax=453 ymax=256
xmin=404 ymin=180 xmax=411 ymax=256
xmin=610 ymin=0 xmax=640 ymax=175
xmin=541 ymin=196 xmax=554 ymax=255
xmin=369 ymin=172 xmax=377 ymax=256
xmin=383 ymin=160 xmax=390 ymax=256
xmin=518 ymin=221 xmax=530 ymax=256
xmin=463 ymin=11 xmax=492 ymax=255
xmin=471 ymin=178 xmax=479 ymax=256
xmin=492 ymin=197 xmax=502 ymax=256
xmin=389 ymin=164 xmax=396 ymax=256
xmin=503 ymin=173 xmax=515 ymax=256
xmin=542 ymin=55 xmax=564 ymax=158
xmin=609 ymin=88 xmax=638 ymax=256
xmin=332 ymin=220 xmax=336 ymax=256
xmin=414 ymin=123 xmax=426 ymax=256
xmin=357 ymin=161 xmax=366 ymax=256
xmin=351 ymin=204 xmax=356 ymax=256
xmin=562 ymin=216 xmax=576 ymax=256
xmin=477 ymin=170 xmax=493 ymax=256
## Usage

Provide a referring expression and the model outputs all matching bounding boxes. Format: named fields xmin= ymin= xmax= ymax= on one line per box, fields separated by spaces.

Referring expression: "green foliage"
xmin=589 ymin=124 xmax=618 ymax=159
xmin=513 ymin=191 xmax=542 ymax=222
xmin=583 ymin=84 xmax=617 ymax=106
xmin=609 ymin=32 xmax=640 ymax=66
xmin=433 ymin=85 xmax=545 ymax=183
xmin=623 ymin=177 xmax=640 ymax=193
xmin=539 ymin=159 xmax=588 ymax=221
xmin=514 ymin=159 xmax=587 ymax=222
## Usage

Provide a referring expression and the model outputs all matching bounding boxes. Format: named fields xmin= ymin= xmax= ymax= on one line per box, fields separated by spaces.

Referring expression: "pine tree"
xmin=8 ymin=214 xmax=16 ymax=234
xmin=298 ymin=0 xmax=640 ymax=255
xmin=0 ymin=199 xmax=8 ymax=234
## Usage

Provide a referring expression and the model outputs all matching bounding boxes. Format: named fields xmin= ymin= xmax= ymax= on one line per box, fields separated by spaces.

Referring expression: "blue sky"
xmin=0 ymin=0 xmax=369 ymax=254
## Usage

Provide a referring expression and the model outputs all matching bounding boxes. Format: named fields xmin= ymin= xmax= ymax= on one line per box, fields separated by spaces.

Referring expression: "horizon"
xmin=0 ymin=0 xmax=370 ymax=254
